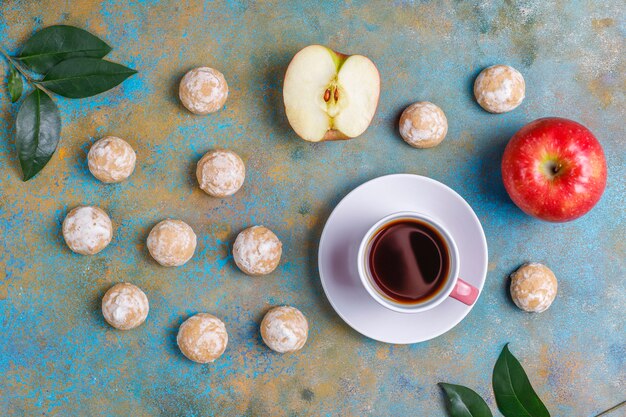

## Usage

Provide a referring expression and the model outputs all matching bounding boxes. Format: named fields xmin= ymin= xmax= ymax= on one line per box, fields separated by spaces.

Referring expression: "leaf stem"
xmin=593 ymin=400 xmax=626 ymax=417
xmin=1 ymin=48 xmax=55 ymax=97
xmin=0 ymin=47 xmax=35 ymax=83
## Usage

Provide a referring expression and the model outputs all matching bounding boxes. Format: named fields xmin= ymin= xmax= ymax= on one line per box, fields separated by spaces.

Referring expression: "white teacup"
xmin=357 ymin=211 xmax=479 ymax=314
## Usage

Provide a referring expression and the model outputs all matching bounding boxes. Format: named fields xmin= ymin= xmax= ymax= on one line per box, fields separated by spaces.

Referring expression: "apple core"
xmin=283 ymin=45 xmax=380 ymax=142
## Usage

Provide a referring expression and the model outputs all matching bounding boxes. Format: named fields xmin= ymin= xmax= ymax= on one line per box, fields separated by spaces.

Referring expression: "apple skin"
xmin=501 ymin=117 xmax=607 ymax=222
xmin=322 ymin=130 xmax=350 ymax=141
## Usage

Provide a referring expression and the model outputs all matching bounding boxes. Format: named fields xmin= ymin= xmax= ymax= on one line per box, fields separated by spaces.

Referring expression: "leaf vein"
xmin=19 ymin=47 xmax=109 ymax=60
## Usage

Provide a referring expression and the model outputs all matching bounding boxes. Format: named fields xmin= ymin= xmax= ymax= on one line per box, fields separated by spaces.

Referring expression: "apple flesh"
xmin=501 ymin=117 xmax=607 ymax=222
xmin=283 ymin=45 xmax=381 ymax=142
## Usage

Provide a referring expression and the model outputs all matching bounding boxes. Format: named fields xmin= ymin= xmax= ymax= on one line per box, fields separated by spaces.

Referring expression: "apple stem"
xmin=543 ymin=160 xmax=563 ymax=178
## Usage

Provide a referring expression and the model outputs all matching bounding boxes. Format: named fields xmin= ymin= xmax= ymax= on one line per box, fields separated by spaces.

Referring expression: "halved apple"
xmin=283 ymin=45 xmax=381 ymax=142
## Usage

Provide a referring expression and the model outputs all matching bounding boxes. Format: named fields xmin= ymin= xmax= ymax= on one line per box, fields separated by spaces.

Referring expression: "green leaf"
xmin=8 ymin=64 xmax=23 ymax=102
xmin=493 ymin=344 xmax=550 ymax=417
xmin=15 ymin=88 xmax=61 ymax=181
xmin=18 ymin=25 xmax=111 ymax=73
xmin=440 ymin=383 xmax=493 ymax=417
xmin=39 ymin=58 xmax=137 ymax=98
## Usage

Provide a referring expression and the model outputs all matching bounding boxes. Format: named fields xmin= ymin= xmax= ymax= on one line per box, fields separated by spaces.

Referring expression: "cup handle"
xmin=450 ymin=278 xmax=479 ymax=305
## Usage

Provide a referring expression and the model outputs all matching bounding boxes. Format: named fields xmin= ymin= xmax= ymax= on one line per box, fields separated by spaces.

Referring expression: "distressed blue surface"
xmin=0 ymin=0 xmax=624 ymax=416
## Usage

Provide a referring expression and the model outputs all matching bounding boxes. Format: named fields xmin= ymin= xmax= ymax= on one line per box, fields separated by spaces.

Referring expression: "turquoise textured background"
xmin=0 ymin=1 xmax=624 ymax=415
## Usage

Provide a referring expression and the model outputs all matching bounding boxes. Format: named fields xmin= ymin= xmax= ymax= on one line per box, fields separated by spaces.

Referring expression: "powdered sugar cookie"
xmin=88 ymin=136 xmax=136 ymax=183
xmin=101 ymin=283 xmax=149 ymax=330
xmin=510 ymin=263 xmax=557 ymax=312
xmin=399 ymin=102 xmax=448 ymax=148
xmin=261 ymin=306 xmax=308 ymax=353
xmin=232 ymin=226 xmax=282 ymax=276
xmin=147 ymin=219 xmax=196 ymax=267
xmin=179 ymin=67 xmax=228 ymax=115
xmin=177 ymin=313 xmax=228 ymax=363
xmin=196 ymin=150 xmax=245 ymax=197
xmin=62 ymin=206 xmax=112 ymax=255
xmin=474 ymin=65 xmax=525 ymax=113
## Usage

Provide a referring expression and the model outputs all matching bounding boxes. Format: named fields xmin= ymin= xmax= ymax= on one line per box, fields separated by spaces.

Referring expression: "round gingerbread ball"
xmin=179 ymin=67 xmax=229 ymax=115
xmin=261 ymin=306 xmax=308 ymax=353
xmin=101 ymin=283 xmax=149 ymax=330
xmin=196 ymin=150 xmax=245 ymax=197
xmin=147 ymin=219 xmax=197 ymax=267
xmin=232 ymin=226 xmax=282 ymax=276
xmin=88 ymin=136 xmax=136 ymax=183
xmin=510 ymin=263 xmax=558 ymax=313
xmin=399 ymin=101 xmax=448 ymax=148
xmin=177 ymin=313 xmax=228 ymax=363
xmin=474 ymin=65 xmax=525 ymax=113
xmin=62 ymin=206 xmax=113 ymax=255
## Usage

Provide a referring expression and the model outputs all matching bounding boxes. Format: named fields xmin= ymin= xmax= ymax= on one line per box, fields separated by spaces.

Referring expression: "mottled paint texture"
xmin=0 ymin=0 xmax=624 ymax=416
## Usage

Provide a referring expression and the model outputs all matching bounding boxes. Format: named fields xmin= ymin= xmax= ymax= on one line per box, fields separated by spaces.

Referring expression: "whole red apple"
xmin=501 ymin=117 xmax=607 ymax=222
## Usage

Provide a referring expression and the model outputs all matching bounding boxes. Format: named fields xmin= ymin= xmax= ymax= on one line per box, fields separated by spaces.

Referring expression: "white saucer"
xmin=318 ymin=174 xmax=488 ymax=344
